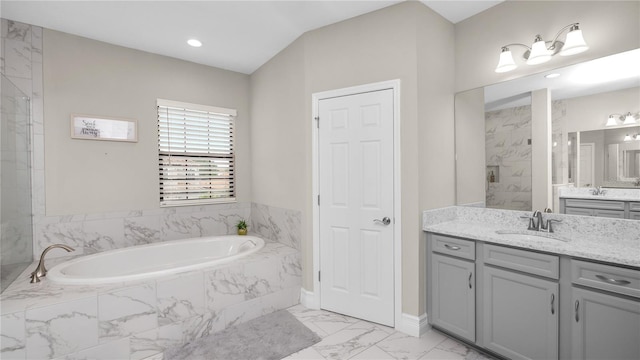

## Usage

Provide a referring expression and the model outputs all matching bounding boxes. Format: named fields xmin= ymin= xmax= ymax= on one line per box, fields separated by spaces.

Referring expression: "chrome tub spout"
xmin=30 ymin=244 xmax=75 ymax=283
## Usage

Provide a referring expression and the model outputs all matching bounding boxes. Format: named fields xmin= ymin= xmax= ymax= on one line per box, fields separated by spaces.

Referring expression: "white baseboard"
xmin=396 ymin=312 xmax=430 ymax=337
xmin=299 ymin=288 xmax=320 ymax=309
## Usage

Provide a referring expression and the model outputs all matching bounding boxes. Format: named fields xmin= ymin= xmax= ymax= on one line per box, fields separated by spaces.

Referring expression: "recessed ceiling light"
xmin=187 ymin=39 xmax=202 ymax=47
xmin=545 ymin=73 xmax=561 ymax=79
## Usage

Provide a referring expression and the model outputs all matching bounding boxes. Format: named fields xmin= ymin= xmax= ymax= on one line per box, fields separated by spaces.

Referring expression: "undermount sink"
xmin=495 ymin=229 xmax=570 ymax=242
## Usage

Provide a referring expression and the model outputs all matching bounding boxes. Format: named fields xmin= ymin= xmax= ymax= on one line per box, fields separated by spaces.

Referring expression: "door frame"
xmin=311 ymin=79 xmax=402 ymax=328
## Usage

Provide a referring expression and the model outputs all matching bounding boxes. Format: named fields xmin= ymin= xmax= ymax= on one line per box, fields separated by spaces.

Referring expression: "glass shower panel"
xmin=1 ymin=75 xmax=33 ymax=292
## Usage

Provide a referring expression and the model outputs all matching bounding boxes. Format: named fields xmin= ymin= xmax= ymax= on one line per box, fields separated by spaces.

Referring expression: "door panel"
xmin=319 ymin=89 xmax=394 ymax=326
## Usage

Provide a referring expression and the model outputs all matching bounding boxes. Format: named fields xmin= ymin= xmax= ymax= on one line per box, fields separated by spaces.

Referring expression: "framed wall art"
xmin=70 ymin=114 xmax=138 ymax=142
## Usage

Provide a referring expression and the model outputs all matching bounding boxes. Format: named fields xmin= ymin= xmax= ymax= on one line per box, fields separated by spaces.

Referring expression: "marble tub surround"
xmin=251 ymin=203 xmax=302 ymax=249
xmin=423 ymin=206 xmax=640 ymax=267
xmin=33 ymin=202 xmax=251 ymax=259
xmin=0 ymin=242 xmax=301 ymax=359
xmin=559 ymin=187 xmax=640 ymax=201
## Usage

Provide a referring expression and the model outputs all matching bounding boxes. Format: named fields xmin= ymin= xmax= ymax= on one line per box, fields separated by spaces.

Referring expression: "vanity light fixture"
xmin=495 ymin=23 xmax=588 ymax=73
xmin=623 ymin=134 xmax=639 ymax=142
xmin=622 ymin=112 xmax=638 ymax=125
xmin=607 ymin=112 xmax=638 ymax=126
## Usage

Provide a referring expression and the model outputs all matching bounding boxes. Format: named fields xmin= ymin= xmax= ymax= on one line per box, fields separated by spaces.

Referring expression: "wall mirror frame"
xmin=454 ymin=48 xmax=640 ymax=212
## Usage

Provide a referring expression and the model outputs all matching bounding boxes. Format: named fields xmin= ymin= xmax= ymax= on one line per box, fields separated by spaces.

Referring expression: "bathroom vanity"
xmin=423 ymin=206 xmax=640 ymax=360
xmin=558 ymin=188 xmax=640 ymax=219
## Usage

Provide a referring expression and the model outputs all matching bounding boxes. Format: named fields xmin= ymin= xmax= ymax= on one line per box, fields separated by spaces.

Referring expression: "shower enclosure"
xmin=1 ymin=74 xmax=33 ymax=292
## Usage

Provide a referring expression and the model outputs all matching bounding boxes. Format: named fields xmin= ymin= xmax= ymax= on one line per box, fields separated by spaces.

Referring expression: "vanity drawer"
xmin=564 ymin=198 xmax=625 ymax=210
xmin=431 ymin=234 xmax=475 ymax=260
xmin=630 ymin=202 xmax=640 ymax=211
xmin=572 ymin=259 xmax=640 ymax=299
xmin=630 ymin=212 xmax=640 ymax=220
xmin=483 ymin=244 xmax=559 ymax=279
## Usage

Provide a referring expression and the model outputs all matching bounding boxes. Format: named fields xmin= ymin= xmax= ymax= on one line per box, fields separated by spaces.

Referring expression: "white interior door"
xmin=318 ymin=89 xmax=394 ymax=327
xmin=579 ymin=143 xmax=595 ymax=187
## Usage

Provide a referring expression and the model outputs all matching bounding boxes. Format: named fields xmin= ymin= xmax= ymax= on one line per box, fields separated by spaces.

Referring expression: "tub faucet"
xmin=30 ymin=244 xmax=75 ymax=283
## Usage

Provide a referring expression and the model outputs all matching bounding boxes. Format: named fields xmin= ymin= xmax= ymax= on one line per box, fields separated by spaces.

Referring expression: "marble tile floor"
xmin=282 ymin=305 xmax=495 ymax=360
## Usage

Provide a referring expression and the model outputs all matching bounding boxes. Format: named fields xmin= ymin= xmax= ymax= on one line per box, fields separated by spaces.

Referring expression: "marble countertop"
xmin=558 ymin=187 xmax=640 ymax=202
xmin=422 ymin=206 xmax=640 ymax=268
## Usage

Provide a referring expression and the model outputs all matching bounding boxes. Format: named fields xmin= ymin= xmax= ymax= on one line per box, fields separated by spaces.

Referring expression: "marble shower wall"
xmin=485 ymin=105 xmax=532 ymax=211
xmin=552 ymin=100 xmax=568 ymax=185
xmin=1 ymin=19 xmax=43 ymax=289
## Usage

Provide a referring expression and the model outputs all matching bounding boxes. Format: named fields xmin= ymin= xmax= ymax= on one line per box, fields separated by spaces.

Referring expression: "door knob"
xmin=374 ymin=217 xmax=391 ymax=226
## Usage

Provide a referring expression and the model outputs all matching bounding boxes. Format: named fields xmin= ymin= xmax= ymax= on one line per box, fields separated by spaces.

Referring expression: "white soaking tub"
xmin=47 ymin=235 xmax=265 ymax=285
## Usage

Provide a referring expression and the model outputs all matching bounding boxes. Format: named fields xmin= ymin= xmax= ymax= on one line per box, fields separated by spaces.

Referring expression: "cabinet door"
xmin=572 ymin=288 xmax=640 ymax=360
xmin=483 ymin=266 xmax=558 ymax=360
xmin=431 ymin=253 xmax=475 ymax=342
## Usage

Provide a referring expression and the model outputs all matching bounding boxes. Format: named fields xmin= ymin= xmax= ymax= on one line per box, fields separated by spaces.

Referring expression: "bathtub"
xmin=47 ymin=235 xmax=265 ymax=285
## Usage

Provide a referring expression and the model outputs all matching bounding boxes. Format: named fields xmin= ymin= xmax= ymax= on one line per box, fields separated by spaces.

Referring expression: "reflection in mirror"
xmin=570 ymin=127 xmax=640 ymax=188
xmin=455 ymin=48 xmax=640 ymax=212
xmin=485 ymin=95 xmax=532 ymax=211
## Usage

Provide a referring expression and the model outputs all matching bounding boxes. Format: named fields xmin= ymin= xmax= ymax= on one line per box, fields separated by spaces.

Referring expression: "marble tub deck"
xmin=0 ymin=242 xmax=301 ymax=359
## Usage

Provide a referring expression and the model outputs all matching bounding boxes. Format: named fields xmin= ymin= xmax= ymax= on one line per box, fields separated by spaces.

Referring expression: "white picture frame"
xmin=70 ymin=114 xmax=138 ymax=142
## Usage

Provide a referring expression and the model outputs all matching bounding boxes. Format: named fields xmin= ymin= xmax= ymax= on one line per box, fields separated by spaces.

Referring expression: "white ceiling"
xmin=0 ymin=0 xmax=502 ymax=75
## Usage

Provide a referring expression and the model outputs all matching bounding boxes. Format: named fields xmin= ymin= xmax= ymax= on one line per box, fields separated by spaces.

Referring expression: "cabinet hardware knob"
xmin=595 ymin=274 xmax=631 ymax=285
xmin=468 ymin=272 xmax=473 ymax=289
xmin=551 ymin=293 xmax=555 ymax=315
xmin=444 ymin=244 xmax=461 ymax=251
xmin=575 ymin=300 xmax=580 ymax=322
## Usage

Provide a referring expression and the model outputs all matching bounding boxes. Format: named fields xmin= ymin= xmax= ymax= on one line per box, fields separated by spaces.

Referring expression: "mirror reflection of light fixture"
xmin=624 ymin=133 xmax=639 ymax=142
xmin=495 ymin=23 xmax=588 ymax=73
xmin=608 ymin=112 xmax=639 ymax=126
xmin=606 ymin=115 xmax=619 ymax=126
xmin=623 ymin=112 xmax=638 ymax=125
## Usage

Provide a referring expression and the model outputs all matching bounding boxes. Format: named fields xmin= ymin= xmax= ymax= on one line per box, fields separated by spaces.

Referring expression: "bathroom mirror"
xmin=455 ymin=48 xmax=640 ymax=211
xmin=569 ymin=127 xmax=640 ymax=187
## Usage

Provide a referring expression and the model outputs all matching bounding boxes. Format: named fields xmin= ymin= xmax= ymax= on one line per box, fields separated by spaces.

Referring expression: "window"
xmin=157 ymin=99 xmax=236 ymax=206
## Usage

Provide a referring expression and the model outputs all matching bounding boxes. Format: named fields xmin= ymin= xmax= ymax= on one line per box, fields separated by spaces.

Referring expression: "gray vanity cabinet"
xmin=630 ymin=202 xmax=640 ymax=220
xmin=571 ymin=288 xmax=640 ymax=360
xmin=431 ymin=253 xmax=475 ymax=342
xmin=482 ymin=246 xmax=559 ymax=360
xmin=430 ymin=235 xmax=476 ymax=343
xmin=560 ymin=198 xmax=632 ymax=219
xmin=571 ymin=259 xmax=640 ymax=360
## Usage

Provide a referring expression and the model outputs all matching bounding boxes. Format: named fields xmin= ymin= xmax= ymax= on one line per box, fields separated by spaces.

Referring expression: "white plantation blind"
xmin=157 ymin=99 xmax=236 ymax=206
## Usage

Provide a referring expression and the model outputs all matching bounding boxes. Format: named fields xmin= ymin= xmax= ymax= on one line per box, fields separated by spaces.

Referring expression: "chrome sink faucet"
xmin=30 ymin=244 xmax=75 ymax=283
xmin=525 ymin=210 xmax=561 ymax=233
xmin=592 ymin=186 xmax=607 ymax=195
